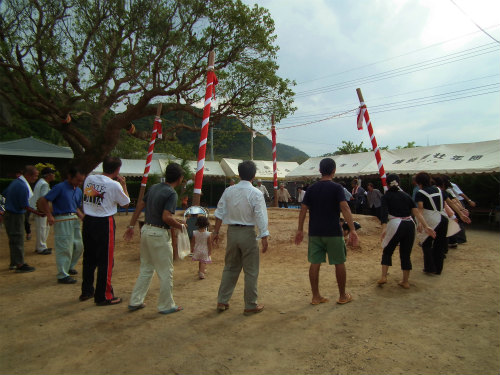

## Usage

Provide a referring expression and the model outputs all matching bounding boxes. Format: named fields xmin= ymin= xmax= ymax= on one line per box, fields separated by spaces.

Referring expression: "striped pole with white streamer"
xmin=192 ymin=51 xmax=217 ymax=206
xmin=356 ymin=88 xmax=388 ymax=191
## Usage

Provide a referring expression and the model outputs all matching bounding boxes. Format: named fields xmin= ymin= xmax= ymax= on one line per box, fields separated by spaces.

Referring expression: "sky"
xmin=242 ymin=0 xmax=500 ymax=157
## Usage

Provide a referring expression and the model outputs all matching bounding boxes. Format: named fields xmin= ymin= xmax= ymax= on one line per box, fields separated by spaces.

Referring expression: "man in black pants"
xmin=80 ymin=157 xmax=130 ymax=305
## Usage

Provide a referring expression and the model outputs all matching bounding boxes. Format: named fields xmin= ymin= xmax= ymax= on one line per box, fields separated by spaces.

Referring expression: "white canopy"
xmin=91 ymin=159 xmax=163 ymax=177
xmin=286 ymin=140 xmax=500 ymax=180
xmin=158 ymin=159 xmax=226 ymax=177
xmin=220 ymin=158 xmax=299 ymax=180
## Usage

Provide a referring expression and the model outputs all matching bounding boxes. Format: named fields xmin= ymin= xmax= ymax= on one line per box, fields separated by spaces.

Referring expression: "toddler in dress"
xmin=190 ymin=216 xmax=212 ymax=279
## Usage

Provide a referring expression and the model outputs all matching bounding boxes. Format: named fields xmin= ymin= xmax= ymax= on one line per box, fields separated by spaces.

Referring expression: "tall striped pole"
xmin=271 ymin=114 xmax=278 ymax=207
xmin=135 ymin=103 xmax=162 ymax=215
xmin=192 ymin=51 xmax=217 ymax=206
xmin=356 ymin=88 xmax=387 ymax=191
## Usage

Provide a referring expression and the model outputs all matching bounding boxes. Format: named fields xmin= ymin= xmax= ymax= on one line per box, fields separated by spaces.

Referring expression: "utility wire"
xmin=270 ymin=87 xmax=499 ymax=131
xmin=449 ymin=0 xmax=500 ymax=44
xmin=296 ymin=24 xmax=500 ymax=85
xmin=280 ymin=73 xmax=499 ymax=125
xmin=295 ymin=43 xmax=499 ymax=97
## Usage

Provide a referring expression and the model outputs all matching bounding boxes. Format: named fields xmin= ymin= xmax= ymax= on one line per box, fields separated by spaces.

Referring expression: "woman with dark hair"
xmin=378 ymin=174 xmax=435 ymax=289
xmin=414 ymin=172 xmax=470 ymax=275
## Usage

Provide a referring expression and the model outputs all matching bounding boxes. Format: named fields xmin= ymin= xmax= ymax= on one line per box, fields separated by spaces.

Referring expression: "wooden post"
xmin=250 ymin=118 xmax=254 ymax=160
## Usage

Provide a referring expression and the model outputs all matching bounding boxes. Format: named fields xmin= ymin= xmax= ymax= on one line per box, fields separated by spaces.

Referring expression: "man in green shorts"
xmin=295 ymin=158 xmax=358 ymax=305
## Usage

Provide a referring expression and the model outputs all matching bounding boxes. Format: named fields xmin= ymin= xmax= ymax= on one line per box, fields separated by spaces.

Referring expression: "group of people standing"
xmin=3 ymin=158 xmax=130 ymax=307
xmin=2 ymin=156 xmax=476 ymax=316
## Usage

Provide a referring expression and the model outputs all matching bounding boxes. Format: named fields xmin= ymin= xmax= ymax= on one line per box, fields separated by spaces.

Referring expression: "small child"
xmin=190 ymin=216 xmax=212 ymax=279
xmin=340 ymin=217 xmax=361 ymax=242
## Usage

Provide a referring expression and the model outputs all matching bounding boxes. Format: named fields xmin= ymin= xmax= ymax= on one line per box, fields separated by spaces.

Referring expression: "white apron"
xmin=415 ymin=189 xmax=460 ymax=243
xmin=381 ymin=215 xmax=415 ymax=249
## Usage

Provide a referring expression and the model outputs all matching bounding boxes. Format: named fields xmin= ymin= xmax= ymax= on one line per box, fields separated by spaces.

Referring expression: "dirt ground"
xmin=0 ymin=208 xmax=499 ymax=375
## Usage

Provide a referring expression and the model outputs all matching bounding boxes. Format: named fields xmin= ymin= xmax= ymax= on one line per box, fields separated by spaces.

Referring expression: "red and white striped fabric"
xmin=194 ymin=69 xmax=218 ymax=195
xmin=357 ymin=102 xmax=387 ymax=191
xmin=271 ymin=125 xmax=278 ymax=191
xmin=141 ymin=116 xmax=162 ymax=187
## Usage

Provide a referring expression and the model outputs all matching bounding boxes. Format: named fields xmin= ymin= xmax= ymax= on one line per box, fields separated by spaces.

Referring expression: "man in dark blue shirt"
xmin=3 ymin=166 xmax=40 ymax=272
xmin=295 ymin=158 xmax=358 ymax=305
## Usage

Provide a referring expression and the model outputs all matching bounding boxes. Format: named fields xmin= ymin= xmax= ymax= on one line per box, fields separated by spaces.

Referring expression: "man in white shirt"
xmin=256 ymin=179 xmax=270 ymax=201
xmin=31 ymin=167 xmax=56 ymax=255
xmin=80 ymin=156 xmax=130 ymax=305
xmin=213 ymin=161 xmax=269 ymax=315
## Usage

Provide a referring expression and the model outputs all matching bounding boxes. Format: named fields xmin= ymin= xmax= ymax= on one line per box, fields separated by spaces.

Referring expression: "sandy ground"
xmin=0 ymin=208 xmax=499 ymax=375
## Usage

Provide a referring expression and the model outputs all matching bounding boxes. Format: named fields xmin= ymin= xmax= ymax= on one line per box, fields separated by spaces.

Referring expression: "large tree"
xmin=0 ymin=0 xmax=295 ymax=173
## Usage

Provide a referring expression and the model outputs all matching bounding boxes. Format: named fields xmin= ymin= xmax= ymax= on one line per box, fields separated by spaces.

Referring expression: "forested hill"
xmin=131 ymin=109 xmax=309 ymax=163
xmin=0 ymin=107 xmax=309 ymax=163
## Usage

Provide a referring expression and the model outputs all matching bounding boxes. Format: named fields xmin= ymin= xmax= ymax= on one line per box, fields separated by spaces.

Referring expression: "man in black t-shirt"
xmin=295 ymin=158 xmax=358 ymax=305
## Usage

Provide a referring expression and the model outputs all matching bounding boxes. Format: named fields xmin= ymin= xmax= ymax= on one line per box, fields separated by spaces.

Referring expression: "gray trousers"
xmin=4 ymin=212 xmax=25 ymax=267
xmin=217 ymin=226 xmax=260 ymax=310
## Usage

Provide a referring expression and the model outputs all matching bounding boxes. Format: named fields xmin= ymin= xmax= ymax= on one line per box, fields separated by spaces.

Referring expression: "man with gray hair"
xmin=31 ymin=167 xmax=56 ymax=255
xmin=213 ymin=160 xmax=269 ymax=315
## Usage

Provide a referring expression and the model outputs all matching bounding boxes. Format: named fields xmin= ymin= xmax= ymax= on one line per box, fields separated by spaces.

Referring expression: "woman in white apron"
xmin=378 ymin=174 xmax=435 ymax=289
xmin=414 ymin=172 xmax=470 ymax=275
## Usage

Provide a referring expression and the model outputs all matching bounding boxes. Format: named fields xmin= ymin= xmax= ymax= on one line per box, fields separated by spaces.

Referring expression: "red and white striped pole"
xmin=271 ymin=114 xmax=278 ymax=207
xmin=192 ymin=51 xmax=217 ymax=206
xmin=356 ymin=88 xmax=387 ymax=191
xmin=134 ymin=103 xmax=162 ymax=215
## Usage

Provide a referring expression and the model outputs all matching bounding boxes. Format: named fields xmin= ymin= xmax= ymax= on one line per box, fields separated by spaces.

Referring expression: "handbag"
xmin=177 ymin=225 xmax=191 ymax=260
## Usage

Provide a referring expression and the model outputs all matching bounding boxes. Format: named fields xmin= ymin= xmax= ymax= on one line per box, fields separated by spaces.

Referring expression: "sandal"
xmin=159 ymin=306 xmax=183 ymax=315
xmin=217 ymin=303 xmax=229 ymax=312
xmin=96 ymin=297 xmax=122 ymax=306
xmin=128 ymin=303 xmax=146 ymax=312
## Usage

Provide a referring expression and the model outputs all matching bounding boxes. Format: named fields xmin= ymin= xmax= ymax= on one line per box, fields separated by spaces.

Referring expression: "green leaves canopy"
xmin=0 ymin=0 xmax=295 ymax=173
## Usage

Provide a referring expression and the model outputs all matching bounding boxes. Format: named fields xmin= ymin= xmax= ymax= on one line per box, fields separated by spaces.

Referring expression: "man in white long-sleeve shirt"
xmin=213 ymin=160 xmax=269 ymax=315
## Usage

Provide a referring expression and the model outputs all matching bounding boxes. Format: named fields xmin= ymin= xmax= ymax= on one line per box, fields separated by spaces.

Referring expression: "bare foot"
xmin=311 ymin=297 xmax=329 ymax=305
xmin=377 ymin=276 xmax=387 ymax=285
xmin=398 ymin=281 xmax=410 ymax=289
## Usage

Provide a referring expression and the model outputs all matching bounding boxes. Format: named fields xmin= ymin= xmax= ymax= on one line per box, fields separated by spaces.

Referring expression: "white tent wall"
xmin=286 ymin=140 xmax=500 ymax=180
xmin=220 ymin=158 xmax=299 ymax=180
xmin=157 ymin=159 xmax=225 ymax=177
xmin=91 ymin=159 xmax=163 ymax=177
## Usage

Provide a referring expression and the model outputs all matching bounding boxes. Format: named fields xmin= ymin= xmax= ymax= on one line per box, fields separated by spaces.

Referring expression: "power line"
xmin=449 ymin=0 xmax=500 ymax=44
xmin=271 ymin=86 xmax=499 ymax=131
xmin=279 ymin=73 xmax=499 ymax=125
xmin=296 ymin=24 xmax=500 ymax=85
xmin=294 ymin=43 xmax=499 ymax=98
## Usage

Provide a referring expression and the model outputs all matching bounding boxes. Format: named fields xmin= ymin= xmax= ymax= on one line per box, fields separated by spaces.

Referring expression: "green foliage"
xmin=0 ymin=0 xmax=296 ymax=174
xmin=0 ymin=178 xmax=14 ymax=194
xmin=396 ymin=141 xmax=418 ymax=149
xmin=324 ymin=141 xmax=370 ymax=156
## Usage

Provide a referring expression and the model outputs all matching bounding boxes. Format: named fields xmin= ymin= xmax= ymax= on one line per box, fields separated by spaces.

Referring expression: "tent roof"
xmin=158 ymin=159 xmax=225 ymax=177
xmin=286 ymin=140 xmax=500 ymax=180
xmin=0 ymin=137 xmax=73 ymax=158
xmin=91 ymin=159 xmax=163 ymax=177
xmin=220 ymin=158 xmax=299 ymax=179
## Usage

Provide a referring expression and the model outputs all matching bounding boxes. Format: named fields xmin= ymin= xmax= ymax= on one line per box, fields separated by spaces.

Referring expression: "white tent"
xmin=220 ymin=158 xmax=299 ymax=180
xmin=157 ymin=159 xmax=226 ymax=177
xmin=91 ymin=159 xmax=163 ymax=177
xmin=286 ymin=140 xmax=500 ymax=180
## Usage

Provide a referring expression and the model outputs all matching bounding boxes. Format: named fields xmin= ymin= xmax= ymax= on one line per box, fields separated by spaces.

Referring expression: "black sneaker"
xmin=16 ymin=264 xmax=35 ymax=273
xmin=68 ymin=269 xmax=78 ymax=275
xmin=58 ymin=276 xmax=77 ymax=284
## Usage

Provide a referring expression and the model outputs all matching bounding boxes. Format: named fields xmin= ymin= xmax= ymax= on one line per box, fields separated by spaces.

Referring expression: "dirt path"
xmin=1 ymin=209 xmax=499 ymax=374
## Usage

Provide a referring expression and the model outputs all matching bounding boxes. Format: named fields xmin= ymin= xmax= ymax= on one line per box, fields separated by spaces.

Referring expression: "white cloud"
xmin=242 ymin=0 xmax=500 ymax=157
